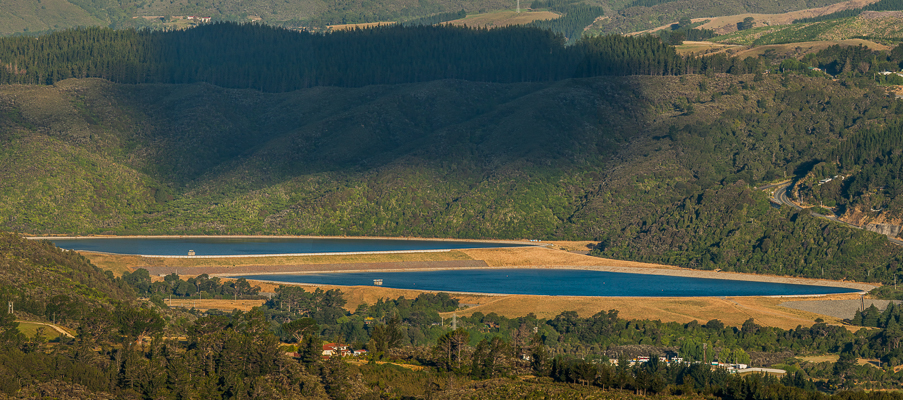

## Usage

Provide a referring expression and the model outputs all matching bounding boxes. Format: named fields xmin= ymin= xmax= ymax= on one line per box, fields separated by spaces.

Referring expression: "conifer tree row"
xmin=0 ymin=23 xmax=760 ymax=92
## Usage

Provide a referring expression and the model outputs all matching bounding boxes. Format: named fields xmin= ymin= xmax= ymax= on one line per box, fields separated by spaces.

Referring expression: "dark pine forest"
xmin=0 ymin=22 xmax=764 ymax=92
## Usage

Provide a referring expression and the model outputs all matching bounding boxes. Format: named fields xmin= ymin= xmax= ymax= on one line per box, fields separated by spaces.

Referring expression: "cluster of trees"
xmin=655 ymin=18 xmax=717 ymax=45
xmin=798 ymin=116 xmax=903 ymax=222
xmin=265 ymin=287 xmax=462 ymax=348
xmin=852 ymin=303 xmax=903 ymax=329
xmin=595 ymin=182 xmax=903 ymax=283
xmin=527 ymin=5 xmax=607 ymax=44
xmin=794 ymin=0 xmax=903 ymax=23
xmin=0 ymin=23 xmax=772 ymax=92
xmin=802 ymin=44 xmax=903 ymax=76
xmin=120 ymin=269 xmax=261 ymax=301
xmin=737 ymin=17 xmax=756 ymax=31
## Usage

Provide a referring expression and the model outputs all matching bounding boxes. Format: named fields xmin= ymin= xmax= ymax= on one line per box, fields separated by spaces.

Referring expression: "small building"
xmin=322 ymin=343 xmax=351 ymax=357
xmin=373 ymin=279 xmax=383 ymax=286
xmin=188 ymin=250 xmax=195 ymax=256
xmin=353 ymin=349 xmax=368 ymax=357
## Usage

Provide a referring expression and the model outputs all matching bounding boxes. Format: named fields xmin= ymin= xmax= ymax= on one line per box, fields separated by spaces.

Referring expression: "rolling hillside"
xmin=0 ymin=0 xmax=105 ymax=35
xmin=590 ymin=0 xmax=853 ymax=34
xmin=1 ymin=24 xmax=903 ymax=285
xmin=3 ymin=71 xmax=903 ymax=281
xmin=713 ymin=11 xmax=903 ymax=45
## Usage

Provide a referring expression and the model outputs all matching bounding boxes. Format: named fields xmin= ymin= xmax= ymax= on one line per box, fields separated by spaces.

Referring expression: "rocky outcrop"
xmin=866 ymin=223 xmax=902 ymax=238
xmin=841 ymin=206 xmax=903 ymax=239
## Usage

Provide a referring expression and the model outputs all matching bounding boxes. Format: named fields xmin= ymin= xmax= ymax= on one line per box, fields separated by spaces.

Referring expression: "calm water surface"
xmin=237 ymin=269 xmax=860 ymax=297
xmin=48 ymin=237 xmax=528 ymax=256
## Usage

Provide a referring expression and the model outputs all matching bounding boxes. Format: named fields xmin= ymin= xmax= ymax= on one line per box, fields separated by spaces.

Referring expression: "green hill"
xmin=0 ymin=0 xmax=105 ymax=36
xmin=713 ymin=13 xmax=903 ymax=45
xmin=3 ymin=74 xmax=903 ymax=281
xmin=591 ymin=0 xmax=851 ymax=34
xmin=0 ymin=233 xmax=133 ymax=321
xmin=2 ymin=25 xmax=903 ymax=285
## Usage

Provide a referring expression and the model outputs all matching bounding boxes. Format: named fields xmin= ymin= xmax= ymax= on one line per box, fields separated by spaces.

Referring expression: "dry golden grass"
xmin=347 ymin=359 xmax=426 ymax=371
xmin=446 ymin=11 xmax=559 ymax=28
xmin=675 ymin=41 xmax=740 ymax=55
xmin=857 ymin=358 xmax=882 ymax=368
xmin=433 ymin=294 xmax=841 ymax=329
xmin=544 ymin=241 xmax=597 ymax=252
xmin=458 ymin=246 xmax=679 ymax=269
xmin=801 ymin=355 xmax=839 ymax=363
xmin=327 ymin=22 xmax=395 ymax=31
xmin=698 ymin=0 xmax=879 ymax=34
xmin=83 ymin=242 xmax=864 ymax=329
xmin=83 ymin=250 xmax=474 ymax=274
xmin=629 ymin=0 xmax=879 ymax=36
xmin=164 ymin=298 xmax=265 ymax=312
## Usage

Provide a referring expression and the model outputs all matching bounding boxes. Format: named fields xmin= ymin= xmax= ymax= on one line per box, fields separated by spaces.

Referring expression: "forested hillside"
xmin=2 ymin=25 xmax=903 ymax=284
xmin=0 ymin=234 xmax=133 ymax=321
xmin=0 ymin=23 xmax=762 ymax=91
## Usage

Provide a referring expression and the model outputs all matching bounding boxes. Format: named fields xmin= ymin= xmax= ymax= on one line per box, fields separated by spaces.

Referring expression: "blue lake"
xmin=47 ymin=237 xmax=528 ymax=256
xmin=236 ymin=269 xmax=860 ymax=297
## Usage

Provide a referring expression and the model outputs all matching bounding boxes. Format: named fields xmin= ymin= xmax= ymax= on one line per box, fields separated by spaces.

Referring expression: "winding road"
xmin=763 ymin=182 xmax=903 ymax=246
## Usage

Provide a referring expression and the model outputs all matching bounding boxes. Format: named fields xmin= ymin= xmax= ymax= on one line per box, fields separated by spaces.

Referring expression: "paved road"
xmin=765 ymin=182 xmax=903 ymax=246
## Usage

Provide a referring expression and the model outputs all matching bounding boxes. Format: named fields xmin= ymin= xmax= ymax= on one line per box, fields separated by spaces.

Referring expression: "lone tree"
xmin=737 ymin=17 xmax=755 ymax=31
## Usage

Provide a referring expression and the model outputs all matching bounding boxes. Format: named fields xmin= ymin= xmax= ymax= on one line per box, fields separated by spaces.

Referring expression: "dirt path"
xmin=17 ymin=320 xmax=74 ymax=338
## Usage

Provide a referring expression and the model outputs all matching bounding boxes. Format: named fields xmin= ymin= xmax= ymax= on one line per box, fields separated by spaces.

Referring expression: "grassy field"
xmin=801 ymin=355 xmax=840 ymax=363
xmin=446 ymin=10 xmax=559 ymax=28
xmin=164 ymin=298 xmax=266 ymax=311
xmin=16 ymin=321 xmax=66 ymax=340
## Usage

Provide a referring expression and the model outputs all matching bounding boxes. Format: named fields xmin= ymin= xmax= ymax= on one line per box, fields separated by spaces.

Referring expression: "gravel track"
xmin=780 ymin=299 xmax=902 ymax=320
